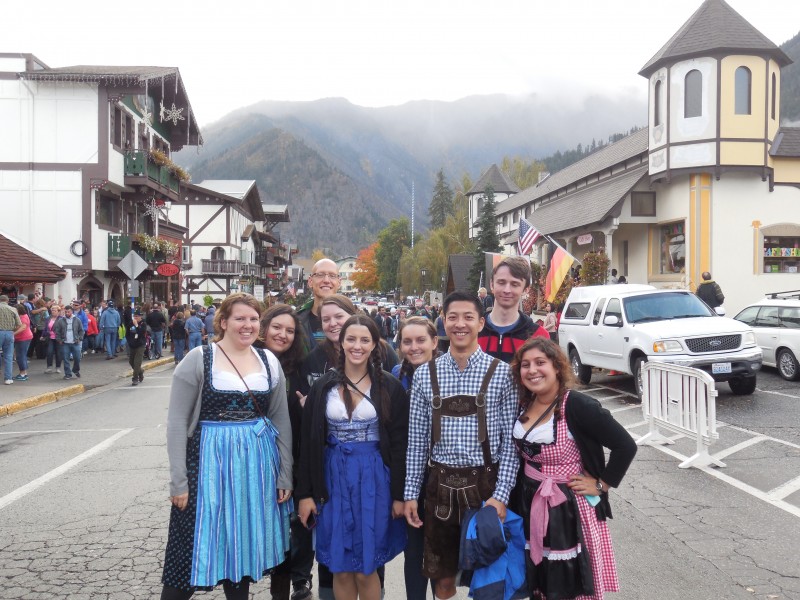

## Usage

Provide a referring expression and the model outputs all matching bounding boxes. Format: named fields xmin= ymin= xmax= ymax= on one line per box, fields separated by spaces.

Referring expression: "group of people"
xmin=161 ymin=256 xmax=637 ymax=600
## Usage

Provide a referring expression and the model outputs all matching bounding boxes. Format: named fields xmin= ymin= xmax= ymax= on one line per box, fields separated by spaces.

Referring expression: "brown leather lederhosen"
xmin=422 ymin=357 xmax=501 ymax=579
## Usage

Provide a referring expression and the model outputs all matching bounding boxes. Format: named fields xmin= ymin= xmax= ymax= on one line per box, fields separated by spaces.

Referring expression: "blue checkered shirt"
xmin=404 ymin=347 xmax=519 ymax=504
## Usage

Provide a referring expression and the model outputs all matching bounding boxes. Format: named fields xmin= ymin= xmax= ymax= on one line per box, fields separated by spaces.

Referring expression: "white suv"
xmin=733 ymin=293 xmax=800 ymax=381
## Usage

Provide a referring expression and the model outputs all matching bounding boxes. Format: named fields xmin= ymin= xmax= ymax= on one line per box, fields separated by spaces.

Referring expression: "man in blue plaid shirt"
xmin=404 ymin=291 xmax=518 ymax=599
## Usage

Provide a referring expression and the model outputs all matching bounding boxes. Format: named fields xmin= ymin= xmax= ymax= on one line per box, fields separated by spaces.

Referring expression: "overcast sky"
xmin=6 ymin=0 xmax=799 ymax=126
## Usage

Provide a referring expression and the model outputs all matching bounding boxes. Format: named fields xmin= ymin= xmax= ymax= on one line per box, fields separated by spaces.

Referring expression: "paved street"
xmin=0 ymin=363 xmax=798 ymax=599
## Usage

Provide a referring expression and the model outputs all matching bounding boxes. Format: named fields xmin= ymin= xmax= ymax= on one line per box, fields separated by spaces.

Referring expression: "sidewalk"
xmin=0 ymin=347 xmax=175 ymax=417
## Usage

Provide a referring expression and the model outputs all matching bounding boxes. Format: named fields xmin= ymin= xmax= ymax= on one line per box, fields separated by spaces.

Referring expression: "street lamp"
xmin=420 ymin=268 xmax=428 ymax=304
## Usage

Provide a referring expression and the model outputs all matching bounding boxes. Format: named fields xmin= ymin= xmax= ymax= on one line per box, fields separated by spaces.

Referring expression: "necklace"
xmin=344 ymin=371 xmax=370 ymax=397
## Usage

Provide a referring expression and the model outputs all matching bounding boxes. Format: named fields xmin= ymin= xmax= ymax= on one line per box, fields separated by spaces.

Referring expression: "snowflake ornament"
xmin=162 ymin=102 xmax=185 ymax=126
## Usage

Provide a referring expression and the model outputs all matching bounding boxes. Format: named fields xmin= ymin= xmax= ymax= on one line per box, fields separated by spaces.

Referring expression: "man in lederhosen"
xmin=404 ymin=291 xmax=519 ymax=600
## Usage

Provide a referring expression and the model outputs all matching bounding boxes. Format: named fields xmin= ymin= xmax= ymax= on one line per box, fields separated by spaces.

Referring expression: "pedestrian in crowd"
xmin=13 ymin=304 xmax=34 ymax=381
xmin=479 ymin=256 xmax=549 ymax=363
xmin=171 ymin=311 xmax=187 ymax=364
xmin=695 ymin=271 xmax=725 ymax=309
xmin=300 ymin=295 xmax=399 ymax=394
xmin=99 ymin=300 xmax=121 ymax=359
xmin=203 ymin=306 xmax=216 ymax=345
xmin=618 ymin=276 xmax=628 ymax=284
xmin=297 ymin=315 xmax=408 ymax=600
xmin=608 ymin=268 xmax=619 ymax=284
xmin=434 ymin=312 xmax=449 ymax=354
xmin=86 ymin=308 xmax=99 ymax=354
xmin=147 ymin=303 xmax=168 ymax=359
xmin=257 ymin=304 xmax=313 ymax=600
xmin=30 ymin=298 xmax=48 ymax=359
xmin=42 ymin=305 xmax=63 ymax=374
xmin=297 ymin=259 xmax=342 ymax=350
xmin=0 ymin=295 xmax=25 ymax=385
xmin=478 ymin=287 xmax=494 ymax=313
xmin=162 ymin=293 xmax=292 ymax=600
xmin=73 ymin=300 xmax=89 ymax=355
xmin=542 ymin=302 xmax=558 ymax=342
xmin=404 ymin=292 xmax=518 ymax=600
xmin=127 ymin=310 xmax=147 ymax=386
xmin=55 ymin=304 xmax=84 ymax=380
xmin=510 ymin=337 xmax=636 ymax=599
xmin=391 ymin=316 xmax=439 ymax=600
xmin=185 ymin=310 xmax=205 ymax=351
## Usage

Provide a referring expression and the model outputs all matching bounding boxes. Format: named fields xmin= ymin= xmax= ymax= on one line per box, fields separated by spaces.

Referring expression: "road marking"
xmin=0 ymin=428 xmax=134 ymax=511
xmin=630 ymin=431 xmax=800 ymax=519
xmin=610 ymin=405 xmax=641 ymax=414
xmin=116 ymin=385 xmax=172 ymax=389
xmin=758 ymin=388 xmax=800 ymax=400
xmin=769 ymin=474 xmax=800 ymax=501
xmin=711 ymin=435 xmax=768 ymax=460
xmin=0 ymin=428 xmax=124 ymax=435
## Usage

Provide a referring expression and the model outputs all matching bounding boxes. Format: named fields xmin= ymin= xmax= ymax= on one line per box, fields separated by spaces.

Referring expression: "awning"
xmin=0 ymin=234 xmax=67 ymax=283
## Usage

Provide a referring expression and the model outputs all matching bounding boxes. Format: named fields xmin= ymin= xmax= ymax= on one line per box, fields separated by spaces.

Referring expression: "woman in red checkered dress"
xmin=510 ymin=337 xmax=637 ymax=599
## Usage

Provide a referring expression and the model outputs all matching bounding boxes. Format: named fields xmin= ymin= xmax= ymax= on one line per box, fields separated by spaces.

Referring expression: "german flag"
xmin=545 ymin=243 xmax=574 ymax=302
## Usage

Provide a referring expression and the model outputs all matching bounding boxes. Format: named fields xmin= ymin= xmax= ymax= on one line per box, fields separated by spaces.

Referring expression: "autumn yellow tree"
xmin=352 ymin=242 xmax=379 ymax=291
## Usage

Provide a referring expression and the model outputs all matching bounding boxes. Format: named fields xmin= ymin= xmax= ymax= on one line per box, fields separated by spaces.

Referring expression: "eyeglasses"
xmin=310 ymin=273 xmax=340 ymax=281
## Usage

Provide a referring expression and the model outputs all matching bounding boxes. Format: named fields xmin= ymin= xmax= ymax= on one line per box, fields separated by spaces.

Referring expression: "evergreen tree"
xmin=468 ymin=185 xmax=501 ymax=292
xmin=428 ymin=168 xmax=454 ymax=230
xmin=375 ymin=217 xmax=412 ymax=292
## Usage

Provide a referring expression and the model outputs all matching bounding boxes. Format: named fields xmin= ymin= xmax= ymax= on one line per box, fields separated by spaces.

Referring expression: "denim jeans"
xmin=61 ymin=342 xmax=81 ymax=376
xmin=0 ymin=330 xmax=13 ymax=381
xmin=173 ymin=338 xmax=186 ymax=362
xmin=46 ymin=338 xmax=63 ymax=368
xmin=103 ymin=330 xmax=117 ymax=357
xmin=14 ymin=339 xmax=31 ymax=373
xmin=188 ymin=332 xmax=202 ymax=350
xmin=152 ymin=330 xmax=164 ymax=357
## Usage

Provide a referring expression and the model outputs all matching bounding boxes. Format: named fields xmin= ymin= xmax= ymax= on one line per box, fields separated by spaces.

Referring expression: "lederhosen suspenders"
xmin=428 ymin=357 xmax=500 ymax=468
xmin=425 ymin=357 xmax=501 ymax=525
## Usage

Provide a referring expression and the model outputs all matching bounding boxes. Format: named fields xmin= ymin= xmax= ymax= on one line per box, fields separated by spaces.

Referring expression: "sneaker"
xmin=13 ymin=374 xmax=28 ymax=381
xmin=56 ymin=368 xmax=62 ymax=374
xmin=291 ymin=581 xmax=312 ymax=600
xmin=138 ymin=374 xmax=144 ymax=383
xmin=63 ymin=375 xmax=73 ymax=380
xmin=45 ymin=368 xmax=53 ymax=374
xmin=82 ymin=351 xmax=88 ymax=356
xmin=4 ymin=379 xmax=12 ymax=385
xmin=74 ymin=372 xmax=81 ymax=378
xmin=132 ymin=378 xmax=138 ymax=386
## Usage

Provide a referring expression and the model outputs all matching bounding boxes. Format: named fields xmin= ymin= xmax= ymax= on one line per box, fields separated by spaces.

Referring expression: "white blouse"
xmin=325 ymin=387 xmax=377 ymax=421
xmin=513 ymin=415 xmax=574 ymax=444
xmin=210 ymin=343 xmax=275 ymax=392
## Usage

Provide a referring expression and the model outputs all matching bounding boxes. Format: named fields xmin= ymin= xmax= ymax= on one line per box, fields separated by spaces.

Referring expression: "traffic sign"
xmin=117 ymin=250 xmax=149 ymax=280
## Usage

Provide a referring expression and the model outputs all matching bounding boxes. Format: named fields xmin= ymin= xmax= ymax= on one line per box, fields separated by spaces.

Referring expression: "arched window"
xmin=685 ymin=70 xmax=702 ymax=118
xmin=211 ymin=247 xmax=226 ymax=260
xmin=735 ymin=67 xmax=751 ymax=115
xmin=771 ymin=73 xmax=777 ymax=120
xmin=654 ymin=80 xmax=663 ymax=126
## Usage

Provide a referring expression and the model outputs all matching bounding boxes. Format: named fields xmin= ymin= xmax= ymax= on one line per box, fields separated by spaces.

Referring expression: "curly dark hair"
xmin=335 ymin=315 xmax=390 ymax=422
xmin=260 ymin=304 xmax=308 ymax=376
xmin=510 ymin=337 xmax=575 ymax=421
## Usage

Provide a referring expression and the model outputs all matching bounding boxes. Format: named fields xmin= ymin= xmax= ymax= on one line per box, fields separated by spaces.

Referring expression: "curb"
xmin=1 ymin=384 xmax=85 ymax=417
xmin=122 ymin=356 xmax=174 ymax=378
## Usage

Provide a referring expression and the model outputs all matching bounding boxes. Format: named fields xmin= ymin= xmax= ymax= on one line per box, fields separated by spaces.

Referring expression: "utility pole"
xmin=411 ymin=181 xmax=415 ymax=249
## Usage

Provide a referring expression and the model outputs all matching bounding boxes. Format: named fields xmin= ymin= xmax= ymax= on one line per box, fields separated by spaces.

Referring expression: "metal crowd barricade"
xmin=637 ymin=362 xmax=725 ymax=469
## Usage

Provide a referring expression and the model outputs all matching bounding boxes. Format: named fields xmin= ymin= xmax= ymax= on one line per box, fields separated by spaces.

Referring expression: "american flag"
xmin=517 ymin=218 xmax=541 ymax=256
xmin=287 ymin=281 xmax=296 ymax=298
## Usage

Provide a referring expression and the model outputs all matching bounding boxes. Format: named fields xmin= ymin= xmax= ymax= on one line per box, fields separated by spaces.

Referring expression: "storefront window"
xmin=763 ymin=236 xmax=800 ymax=274
xmin=659 ymin=222 xmax=685 ymax=274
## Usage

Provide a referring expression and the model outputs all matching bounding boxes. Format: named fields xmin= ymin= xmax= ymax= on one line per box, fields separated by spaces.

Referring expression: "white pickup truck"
xmin=558 ymin=285 xmax=762 ymax=398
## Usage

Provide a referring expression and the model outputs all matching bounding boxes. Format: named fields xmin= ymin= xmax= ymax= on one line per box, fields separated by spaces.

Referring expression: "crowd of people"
xmin=160 ymin=256 xmax=638 ymax=600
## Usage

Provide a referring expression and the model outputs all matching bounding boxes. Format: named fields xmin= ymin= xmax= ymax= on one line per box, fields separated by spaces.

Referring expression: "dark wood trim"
xmin=716 ymin=57 xmax=722 ymax=168
xmin=666 ymin=67 xmax=671 ymax=175
xmin=650 ymin=165 xmax=772 ymax=185
xmin=226 ymin=206 xmax=231 ymax=245
xmin=0 ymin=162 xmax=95 ymax=170
xmin=188 ymin=242 xmax=243 ymax=249
xmin=763 ymin=57 xmax=770 ymax=169
xmin=649 ymin=136 xmax=772 ymax=151
xmin=0 ymin=73 xmax=18 ymax=80
xmin=187 ymin=205 xmax=226 ymax=243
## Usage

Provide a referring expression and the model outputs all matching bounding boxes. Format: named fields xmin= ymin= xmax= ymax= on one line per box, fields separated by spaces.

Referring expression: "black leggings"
xmin=161 ymin=580 xmax=250 ymax=600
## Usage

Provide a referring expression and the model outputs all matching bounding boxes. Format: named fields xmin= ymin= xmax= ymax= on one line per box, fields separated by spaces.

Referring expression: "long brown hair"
xmin=321 ymin=295 xmax=393 ymax=366
xmin=396 ymin=316 xmax=437 ymax=383
xmin=336 ymin=315 xmax=390 ymax=422
xmin=510 ymin=337 xmax=575 ymax=420
xmin=260 ymin=303 xmax=307 ymax=375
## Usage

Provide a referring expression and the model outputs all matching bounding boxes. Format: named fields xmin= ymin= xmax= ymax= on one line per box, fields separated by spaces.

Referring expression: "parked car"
xmin=733 ymin=293 xmax=800 ymax=381
xmin=558 ymin=285 xmax=762 ymax=398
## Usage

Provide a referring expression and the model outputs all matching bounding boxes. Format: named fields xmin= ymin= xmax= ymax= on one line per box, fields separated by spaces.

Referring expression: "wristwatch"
xmin=595 ymin=480 xmax=604 ymax=493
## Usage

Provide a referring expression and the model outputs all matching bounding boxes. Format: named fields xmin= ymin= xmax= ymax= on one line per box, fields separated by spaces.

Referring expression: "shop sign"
xmin=577 ymin=234 xmax=593 ymax=245
xmin=156 ymin=263 xmax=180 ymax=277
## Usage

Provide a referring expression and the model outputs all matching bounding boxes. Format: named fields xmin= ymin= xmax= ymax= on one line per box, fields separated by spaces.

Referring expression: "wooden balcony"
xmin=201 ymin=259 xmax=241 ymax=275
xmin=124 ymin=150 xmax=181 ymax=195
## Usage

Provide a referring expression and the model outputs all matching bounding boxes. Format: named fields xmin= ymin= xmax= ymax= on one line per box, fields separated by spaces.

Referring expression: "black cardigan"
xmin=562 ymin=389 xmax=637 ymax=519
xmin=295 ymin=368 xmax=409 ymax=504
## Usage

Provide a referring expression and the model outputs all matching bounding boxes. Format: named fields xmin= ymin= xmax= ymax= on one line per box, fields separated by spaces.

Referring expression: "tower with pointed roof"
xmin=639 ymin=0 xmax=791 ymax=182
xmin=466 ymin=164 xmax=520 ymax=239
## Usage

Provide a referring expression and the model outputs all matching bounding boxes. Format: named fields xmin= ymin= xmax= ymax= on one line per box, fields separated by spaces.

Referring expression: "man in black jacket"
xmin=695 ymin=271 xmax=725 ymax=309
xmin=127 ymin=311 xmax=147 ymax=385
xmin=297 ymin=259 xmax=341 ymax=350
xmin=145 ymin=303 xmax=167 ymax=359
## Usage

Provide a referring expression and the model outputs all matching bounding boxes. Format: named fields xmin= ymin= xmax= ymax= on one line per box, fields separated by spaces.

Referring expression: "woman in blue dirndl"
xmin=161 ymin=293 xmax=293 ymax=600
xmin=297 ymin=315 xmax=408 ymax=600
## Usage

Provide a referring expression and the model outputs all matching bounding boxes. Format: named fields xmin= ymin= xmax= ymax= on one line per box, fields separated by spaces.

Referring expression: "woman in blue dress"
xmin=297 ymin=314 xmax=408 ymax=600
xmin=161 ymin=293 xmax=293 ymax=599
